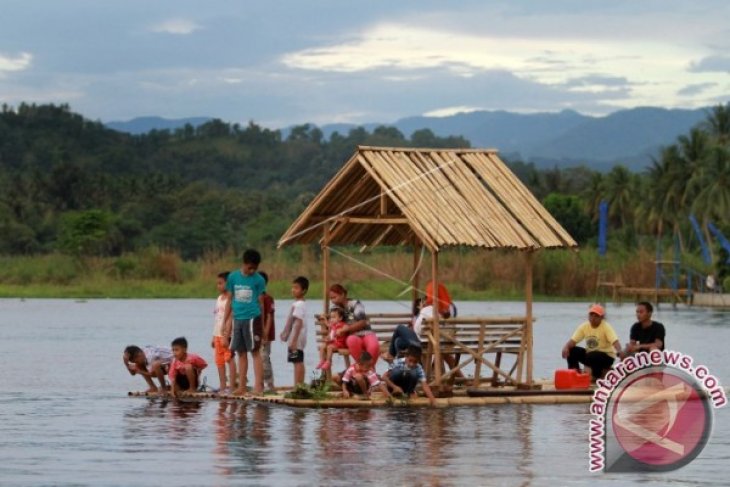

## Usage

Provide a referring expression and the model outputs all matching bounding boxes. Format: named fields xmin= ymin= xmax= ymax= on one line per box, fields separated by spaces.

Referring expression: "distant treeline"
xmin=0 ymin=103 xmax=728 ymax=272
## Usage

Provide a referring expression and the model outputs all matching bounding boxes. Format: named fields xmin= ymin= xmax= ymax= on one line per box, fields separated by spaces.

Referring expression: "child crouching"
xmin=341 ymin=351 xmax=389 ymax=399
xmin=169 ymin=336 xmax=208 ymax=397
xmin=383 ymin=346 xmax=436 ymax=406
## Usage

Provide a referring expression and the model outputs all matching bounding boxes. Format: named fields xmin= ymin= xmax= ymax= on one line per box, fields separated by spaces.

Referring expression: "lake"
xmin=0 ymin=299 xmax=728 ymax=486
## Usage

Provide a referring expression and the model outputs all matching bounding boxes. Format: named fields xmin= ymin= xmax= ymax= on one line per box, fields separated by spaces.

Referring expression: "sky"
xmin=0 ymin=0 xmax=729 ymax=127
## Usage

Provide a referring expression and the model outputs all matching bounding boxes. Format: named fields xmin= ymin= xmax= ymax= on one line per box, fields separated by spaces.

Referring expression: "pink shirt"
xmin=342 ymin=363 xmax=381 ymax=387
xmin=169 ymin=353 xmax=208 ymax=381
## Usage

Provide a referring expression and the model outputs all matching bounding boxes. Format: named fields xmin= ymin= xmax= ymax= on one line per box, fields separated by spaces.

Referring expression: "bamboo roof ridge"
xmin=278 ymin=146 xmax=577 ymax=251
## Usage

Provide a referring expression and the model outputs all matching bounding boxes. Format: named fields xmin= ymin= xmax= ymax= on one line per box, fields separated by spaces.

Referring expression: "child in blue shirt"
xmin=224 ymin=249 xmax=266 ymax=396
xmin=383 ymin=346 xmax=436 ymax=406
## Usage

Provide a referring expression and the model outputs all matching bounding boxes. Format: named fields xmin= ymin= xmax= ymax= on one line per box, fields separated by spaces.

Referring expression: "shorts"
xmin=344 ymin=380 xmax=366 ymax=395
xmin=230 ymin=316 xmax=262 ymax=354
xmin=174 ymin=369 xmax=201 ymax=390
xmin=213 ymin=336 xmax=233 ymax=366
xmin=287 ymin=349 xmax=304 ymax=363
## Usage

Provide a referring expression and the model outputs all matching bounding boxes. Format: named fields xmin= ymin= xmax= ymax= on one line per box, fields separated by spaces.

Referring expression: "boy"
xmin=383 ymin=346 xmax=436 ymax=406
xmin=169 ymin=336 xmax=208 ymax=397
xmin=224 ymin=249 xmax=267 ymax=396
xmin=341 ymin=351 xmax=389 ymax=399
xmin=212 ymin=271 xmax=236 ymax=393
xmin=280 ymin=276 xmax=309 ymax=386
xmin=259 ymin=271 xmax=276 ymax=392
xmin=123 ymin=344 xmax=173 ymax=393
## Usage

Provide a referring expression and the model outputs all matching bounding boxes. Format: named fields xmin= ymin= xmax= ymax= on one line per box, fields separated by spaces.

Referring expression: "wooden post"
xmin=380 ymin=190 xmax=387 ymax=216
xmin=525 ymin=250 xmax=534 ymax=386
xmin=412 ymin=242 xmax=421 ymax=304
xmin=322 ymin=226 xmax=331 ymax=315
xmin=432 ymin=249 xmax=443 ymax=387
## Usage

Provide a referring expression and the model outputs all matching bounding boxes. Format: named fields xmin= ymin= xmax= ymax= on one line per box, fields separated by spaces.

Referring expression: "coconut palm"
xmin=705 ymin=103 xmax=730 ymax=145
xmin=604 ymin=165 xmax=634 ymax=228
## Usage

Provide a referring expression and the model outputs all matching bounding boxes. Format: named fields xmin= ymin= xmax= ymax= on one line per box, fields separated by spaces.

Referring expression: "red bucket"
xmin=554 ymin=369 xmax=591 ymax=389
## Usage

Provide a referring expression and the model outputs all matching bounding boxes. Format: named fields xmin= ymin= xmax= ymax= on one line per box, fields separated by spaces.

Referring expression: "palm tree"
xmin=705 ymin=103 xmax=730 ymax=145
xmin=604 ymin=165 xmax=634 ymax=229
xmin=582 ymin=172 xmax=605 ymax=223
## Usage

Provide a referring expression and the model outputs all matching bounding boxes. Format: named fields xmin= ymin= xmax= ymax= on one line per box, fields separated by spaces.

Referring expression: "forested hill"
xmin=2 ymin=103 xmax=728 ymax=264
xmin=0 ymin=103 xmax=469 ymax=257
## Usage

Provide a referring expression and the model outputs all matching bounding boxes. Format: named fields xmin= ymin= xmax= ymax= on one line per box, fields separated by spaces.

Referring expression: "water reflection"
xmin=226 ymin=403 xmax=273 ymax=479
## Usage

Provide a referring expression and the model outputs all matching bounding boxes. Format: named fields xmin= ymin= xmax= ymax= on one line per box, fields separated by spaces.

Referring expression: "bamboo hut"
xmin=278 ymin=146 xmax=577 ymax=387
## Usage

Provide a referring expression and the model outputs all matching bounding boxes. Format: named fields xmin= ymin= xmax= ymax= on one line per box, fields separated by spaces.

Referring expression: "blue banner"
xmin=689 ymin=214 xmax=712 ymax=264
xmin=708 ymin=222 xmax=730 ymax=263
xmin=598 ymin=200 xmax=608 ymax=256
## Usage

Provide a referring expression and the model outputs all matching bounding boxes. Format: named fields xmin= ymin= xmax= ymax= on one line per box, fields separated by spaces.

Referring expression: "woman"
xmin=329 ymin=284 xmax=380 ymax=365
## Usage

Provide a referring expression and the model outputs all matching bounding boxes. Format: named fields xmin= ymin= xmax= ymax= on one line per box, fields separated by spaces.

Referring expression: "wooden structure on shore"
xmin=278 ymin=146 xmax=577 ymax=387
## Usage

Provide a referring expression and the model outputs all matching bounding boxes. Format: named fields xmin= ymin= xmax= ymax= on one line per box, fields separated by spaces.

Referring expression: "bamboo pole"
xmin=413 ymin=241 xmax=421 ymax=304
xmin=323 ymin=225 xmax=331 ymax=315
xmin=432 ymin=249 xmax=443 ymax=386
xmin=525 ymin=250 xmax=534 ymax=386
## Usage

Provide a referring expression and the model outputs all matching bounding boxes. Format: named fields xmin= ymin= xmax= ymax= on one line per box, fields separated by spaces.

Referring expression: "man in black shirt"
xmin=626 ymin=301 xmax=665 ymax=354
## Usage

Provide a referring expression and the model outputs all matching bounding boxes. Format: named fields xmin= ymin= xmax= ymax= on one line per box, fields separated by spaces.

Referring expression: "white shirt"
xmin=413 ymin=305 xmax=434 ymax=337
xmin=282 ymin=299 xmax=307 ymax=350
xmin=212 ymin=294 xmax=227 ymax=337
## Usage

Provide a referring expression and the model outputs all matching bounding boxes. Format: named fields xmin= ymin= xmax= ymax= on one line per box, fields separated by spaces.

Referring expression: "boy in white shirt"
xmin=280 ymin=276 xmax=309 ymax=386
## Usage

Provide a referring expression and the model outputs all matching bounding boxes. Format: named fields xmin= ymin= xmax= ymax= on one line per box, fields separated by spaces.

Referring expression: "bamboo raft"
xmin=127 ymin=384 xmax=729 ymax=408
xmin=128 ymin=383 xmax=596 ymax=408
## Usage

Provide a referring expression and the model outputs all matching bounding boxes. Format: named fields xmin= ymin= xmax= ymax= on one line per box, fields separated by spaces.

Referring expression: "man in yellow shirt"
xmin=561 ymin=304 xmax=623 ymax=381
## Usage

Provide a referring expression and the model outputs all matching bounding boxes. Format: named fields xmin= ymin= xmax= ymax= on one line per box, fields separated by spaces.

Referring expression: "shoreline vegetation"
xmin=0 ymin=247 xmax=664 ymax=300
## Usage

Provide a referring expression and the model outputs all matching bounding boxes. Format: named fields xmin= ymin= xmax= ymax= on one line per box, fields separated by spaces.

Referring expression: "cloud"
xmin=689 ymin=55 xmax=730 ymax=73
xmin=677 ymin=82 xmax=717 ymax=97
xmin=423 ymin=106 xmax=483 ymax=117
xmin=150 ymin=18 xmax=201 ymax=35
xmin=0 ymin=52 xmax=32 ymax=73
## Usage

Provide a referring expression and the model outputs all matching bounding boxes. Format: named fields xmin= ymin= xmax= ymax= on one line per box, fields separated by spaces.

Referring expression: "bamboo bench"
xmin=420 ymin=317 xmax=529 ymax=387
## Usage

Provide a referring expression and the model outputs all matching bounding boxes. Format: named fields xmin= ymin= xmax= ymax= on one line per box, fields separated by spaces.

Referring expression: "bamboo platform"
xmin=128 ymin=384 xmax=595 ymax=408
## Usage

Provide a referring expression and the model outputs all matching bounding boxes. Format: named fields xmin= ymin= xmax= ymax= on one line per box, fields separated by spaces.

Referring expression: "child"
xmin=383 ymin=346 xmax=436 ymax=406
xmin=212 ymin=271 xmax=236 ymax=393
xmin=341 ymin=351 xmax=389 ymax=398
xmin=280 ymin=276 xmax=309 ymax=386
xmin=123 ymin=344 xmax=173 ymax=393
xmin=259 ymin=271 xmax=276 ymax=392
xmin=316 ymin=307 xmax=347 ymax=371
xmin=169 ymin=336 xmax=208 ymax=397
xmin=224 ymin=249 xmax=267 ymax=396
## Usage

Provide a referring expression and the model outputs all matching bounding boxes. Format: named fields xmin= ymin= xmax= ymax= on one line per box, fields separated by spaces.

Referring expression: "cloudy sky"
xmin=1 ymin=1 xmax=728 ymax=127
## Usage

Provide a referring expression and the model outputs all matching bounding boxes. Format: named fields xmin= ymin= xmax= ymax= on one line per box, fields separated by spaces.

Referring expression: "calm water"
xmin=0 ymin=298 xmax=728 ymax=486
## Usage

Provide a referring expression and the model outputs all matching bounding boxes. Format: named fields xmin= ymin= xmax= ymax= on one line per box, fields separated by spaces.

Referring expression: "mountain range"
xmin=106 ymin=106 xmax=711 ymax=171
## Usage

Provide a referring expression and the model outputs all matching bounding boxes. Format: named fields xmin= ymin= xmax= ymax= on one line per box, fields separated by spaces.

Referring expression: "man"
xmin=625 ymin=301 xmax=665 ymax=354
xmin=561 ymin=304 xmax=622 ymax=381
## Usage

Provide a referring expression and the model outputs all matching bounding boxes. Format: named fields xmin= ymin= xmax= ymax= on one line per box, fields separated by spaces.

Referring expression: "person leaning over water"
xmin=123 ymin=344 xmax=173 ymax=393
xmin=329 ymin=284 xmax=380 ymax=366
xmin=625 ymin=301 xmax=665 ymax=354
xmin=561 ymin=304 xmax=623 ymax=381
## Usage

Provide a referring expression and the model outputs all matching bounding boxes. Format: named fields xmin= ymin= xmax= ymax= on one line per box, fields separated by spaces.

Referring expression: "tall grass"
xmin=0 ymin=246 xmax=665 ymax=299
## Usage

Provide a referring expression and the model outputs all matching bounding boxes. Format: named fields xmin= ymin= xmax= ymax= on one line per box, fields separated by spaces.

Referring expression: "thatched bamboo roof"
xmin=278 ymin=146 xmax=577 ymax=251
